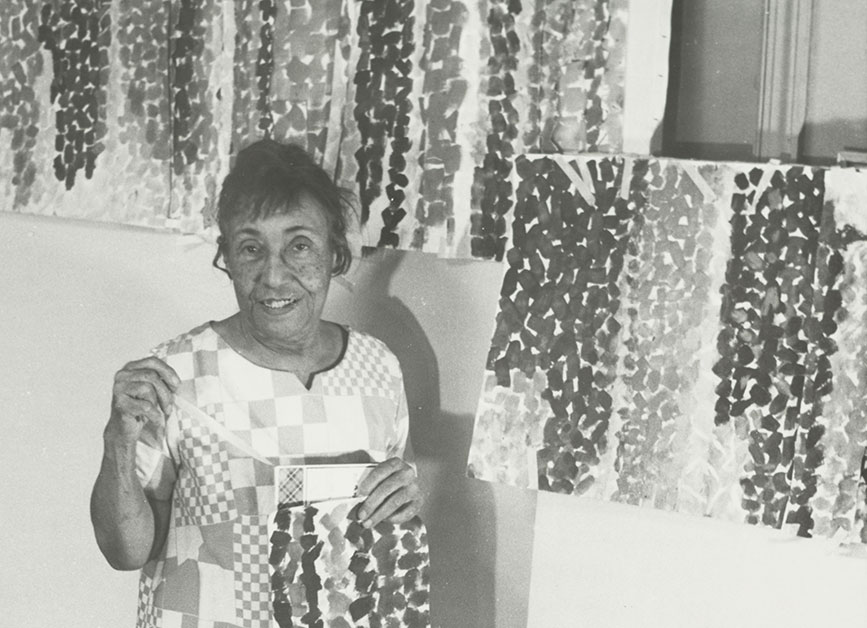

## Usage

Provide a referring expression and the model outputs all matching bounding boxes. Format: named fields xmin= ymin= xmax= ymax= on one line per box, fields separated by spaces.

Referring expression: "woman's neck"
xmin=213 ymin=314 xmax=342 ymax=379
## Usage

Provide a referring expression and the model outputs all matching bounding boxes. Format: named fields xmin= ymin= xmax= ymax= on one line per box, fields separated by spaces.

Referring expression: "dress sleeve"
xmin=134 ymin=408 xmax=178 ymax=501
xmin=387 ymin=369 xmax=415 ymax=466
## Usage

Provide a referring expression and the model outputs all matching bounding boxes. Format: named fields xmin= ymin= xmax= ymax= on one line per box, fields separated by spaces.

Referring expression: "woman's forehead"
xmin=226 ymin=194 xmax=331 ymax=232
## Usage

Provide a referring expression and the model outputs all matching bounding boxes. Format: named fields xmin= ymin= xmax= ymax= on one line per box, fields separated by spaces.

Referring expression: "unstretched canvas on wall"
xmin=0 ymin=0 xmax=670 ymax=258
xmin=467 ymin=154 xmax=867 ymax=545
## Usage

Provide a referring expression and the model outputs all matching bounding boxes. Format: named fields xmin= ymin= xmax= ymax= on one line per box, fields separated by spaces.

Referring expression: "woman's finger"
xmin=357 ymin=465 xmax=415 ymax=520
xmin=114 ymin=380 xmax=165 ymax=417
xmin=356 ymin=457 xmax=406 ymax=497
xmin=115 ymin=394 xmax=163 ymax=424
xmin=361 ymin=485 xmax=420 ymax=528
xmin=120 ymin=357 xmax=181 ymax=391
xmin=115 ymin=370 xmax=174 ymax=414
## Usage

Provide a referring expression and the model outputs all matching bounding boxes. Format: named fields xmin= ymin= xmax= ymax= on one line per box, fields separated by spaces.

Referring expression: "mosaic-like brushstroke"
xmin=468 ymin=156 xmax=867 ymax=547
xmin=38 ymin=0 xmax=112 ymax=190
xmin=0 ymin=2 xmax=43 ymax=209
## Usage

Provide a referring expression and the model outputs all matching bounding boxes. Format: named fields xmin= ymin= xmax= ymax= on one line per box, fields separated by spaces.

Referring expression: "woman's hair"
xmin=213 ymin=139 xmax=354 ymax=276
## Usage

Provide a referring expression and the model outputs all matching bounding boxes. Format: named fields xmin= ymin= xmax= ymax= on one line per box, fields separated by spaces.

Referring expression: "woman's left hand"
xmin=356 ymin=457 xmax=422 ymax=528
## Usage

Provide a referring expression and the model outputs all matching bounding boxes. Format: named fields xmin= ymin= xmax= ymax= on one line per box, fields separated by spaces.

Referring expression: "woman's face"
xmin=223 ymin=194 xmax=334 ymax=351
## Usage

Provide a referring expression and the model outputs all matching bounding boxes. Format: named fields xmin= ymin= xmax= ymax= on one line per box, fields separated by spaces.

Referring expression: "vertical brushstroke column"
xmin=38 ymin=0 xmax=112 ymax=190
xmin=470 ymin=155 xmax=639 ymax=493
xmin=353 ymin=0 xmax=416 ymax=247
xmin=170 ymin=0 xmax=231 ymax=227
xmin=533 ymin=156 xmax=637 ymax=494
xmin=110 ymin=0 xmax=171 ymax=225
xmin=811 ymin=170 xmax=867 ymax=543
xmin=550 ymin=0 xmax=625 ymax=153
xmin=232 ymin=0 xmax=264 ymax=150
xmin=586 ymin=0 xmax=627 ymax=151
xmin=713 ymin=166 xmax=825 ymax=530
xmin=270 ymin=508 xmax=295 ymax=627
xmin=321 ymin=0 xmax=352 ymax=176
xmin=116 ymin=0 xmax=171 ymax=165
xmin=299 ymin=507 xmax=324 ymax=627
xmin=254 ymin=0 xmax=276 ymax=136
xmin=469 ymin=0 xmax=522 ymax=261
xmin=668 ymin=163 xmax=742 ymax=519
xmin=0 ymin=3 xmax=43 ymax=209
xmin=270 ymin=0 xmax=343 ymax=163
xmin=170 ymin=0 xmax=210 ymax=171
xmin=345 ymin=521 xmax=375 ymax=623
xmin=523 ymin=0 xmax=572 ymax=152
xmin=611 ymin=161 xmax=720 ymax=509
xmin=782 ymin=208 xmax=848 ymax=537
xmin=413 ymin=0 xmax=468 ymax=252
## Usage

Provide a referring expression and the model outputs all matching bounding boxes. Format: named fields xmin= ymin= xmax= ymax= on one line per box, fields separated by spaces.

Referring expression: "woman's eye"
xmin=292 ymin=240 xmax=312 ymax=253
xmin=238 ymin=243 xmax=260 ymax=256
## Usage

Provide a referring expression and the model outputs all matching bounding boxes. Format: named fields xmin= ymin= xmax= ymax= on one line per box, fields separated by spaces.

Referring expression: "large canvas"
xmin=0 ymin=0 xmax=670 ymax=258
xmin=467 ymin=154 xmax=867 ymax=545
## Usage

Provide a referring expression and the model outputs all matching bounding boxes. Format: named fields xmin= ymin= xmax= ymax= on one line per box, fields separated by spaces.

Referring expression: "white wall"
xmin=526 ymin=492 xmax=866 ymax=628
xmin=0 ymin=211 xmax=534 ymax=628
xmin=801 ymin=0 xmax=867 ymax=162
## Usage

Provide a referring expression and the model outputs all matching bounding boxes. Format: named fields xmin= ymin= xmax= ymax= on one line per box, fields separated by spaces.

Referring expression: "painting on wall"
xmin=467 ymin=154 xmax=867 ymax=545
xmin=0 ymin=0 xmax=670 ymax=258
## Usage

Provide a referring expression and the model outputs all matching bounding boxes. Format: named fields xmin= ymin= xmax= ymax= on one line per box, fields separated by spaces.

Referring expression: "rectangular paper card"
xmin=274 ymin=464 xmax=375 ymax=508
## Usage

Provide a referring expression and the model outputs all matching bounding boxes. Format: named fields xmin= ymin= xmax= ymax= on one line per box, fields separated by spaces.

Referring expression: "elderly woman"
xmin=90 ymin=139 xmax=423 ymax=625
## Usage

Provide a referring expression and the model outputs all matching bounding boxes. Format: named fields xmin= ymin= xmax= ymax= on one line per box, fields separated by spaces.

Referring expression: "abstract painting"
xmin=467 ymin=154 xmax=867 ymax=545
xmin=0 ymin=0 xmax=670 ymax=258
xmin=269 ymin=500 xmax=430 ymax=628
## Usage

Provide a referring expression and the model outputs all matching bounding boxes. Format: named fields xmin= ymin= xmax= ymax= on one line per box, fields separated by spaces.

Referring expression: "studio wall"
xmin=800 ymin=0 xmax=867 ymax=163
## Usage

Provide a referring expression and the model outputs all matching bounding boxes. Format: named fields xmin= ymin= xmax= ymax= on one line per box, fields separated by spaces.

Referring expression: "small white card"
xmin=274 ymin=463 xmax=375 ymax=508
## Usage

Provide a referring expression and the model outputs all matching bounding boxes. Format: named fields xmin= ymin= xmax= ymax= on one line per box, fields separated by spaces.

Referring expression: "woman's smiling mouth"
xmin=260 ymin=297 xmax=299 ymax=311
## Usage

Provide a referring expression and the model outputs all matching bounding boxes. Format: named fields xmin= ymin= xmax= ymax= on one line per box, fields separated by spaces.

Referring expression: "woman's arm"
xmin=90 ymin=357 xmax=179 ymax=570
xmin=91 ymin=440 xmax=170 ymax=570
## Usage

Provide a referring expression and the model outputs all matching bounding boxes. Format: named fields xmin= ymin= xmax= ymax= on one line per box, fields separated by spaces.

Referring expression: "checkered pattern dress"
xmin=134 ymin=323 xmax=410 ymax=628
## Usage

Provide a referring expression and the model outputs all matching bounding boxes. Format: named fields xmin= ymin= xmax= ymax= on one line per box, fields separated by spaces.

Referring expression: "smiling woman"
xmin=217 ymin=198 xmax=339 ymax=376
xmin=212 ymin=145 xmax=348 ymax=378
xmin=89 ymin=139 xmax=427 ymax=627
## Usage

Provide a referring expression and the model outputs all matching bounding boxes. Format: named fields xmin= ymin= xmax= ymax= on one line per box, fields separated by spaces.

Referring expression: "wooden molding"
xmin=756 ymin=0 xmax=814 ymax=160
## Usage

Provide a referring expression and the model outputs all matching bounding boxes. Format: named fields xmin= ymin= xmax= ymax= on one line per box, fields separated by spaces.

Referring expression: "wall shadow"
xmin=798 ymin=117 xmax=867 ymax=166
xmin=326 ymin=249 xmax=499 ymax=628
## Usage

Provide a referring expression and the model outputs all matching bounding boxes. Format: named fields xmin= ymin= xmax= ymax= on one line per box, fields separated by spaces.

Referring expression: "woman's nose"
xmin=261 ymin=251 xmax=294 ymax=285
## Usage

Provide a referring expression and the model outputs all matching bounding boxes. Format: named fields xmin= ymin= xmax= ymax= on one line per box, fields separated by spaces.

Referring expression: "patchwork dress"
xmin=134 ymin=323 xmax=415 ymax=627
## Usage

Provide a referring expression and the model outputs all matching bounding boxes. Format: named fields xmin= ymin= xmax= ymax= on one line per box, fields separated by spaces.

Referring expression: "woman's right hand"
xmin=106 ymin=357 xmax=180 ymax=444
